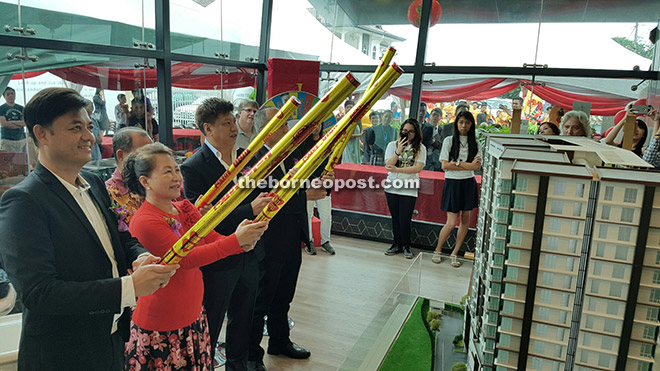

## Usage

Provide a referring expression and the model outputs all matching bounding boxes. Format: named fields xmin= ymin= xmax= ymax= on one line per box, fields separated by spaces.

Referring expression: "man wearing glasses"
xmin=236 ymin=99 xmax=259 ymax=149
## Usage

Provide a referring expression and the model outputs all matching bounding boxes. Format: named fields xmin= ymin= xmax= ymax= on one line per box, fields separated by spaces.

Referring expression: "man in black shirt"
xmin=128 ymin=99 xmax=159 ymax=142
xmin=0 ymin=87 xmax=26 ymax=152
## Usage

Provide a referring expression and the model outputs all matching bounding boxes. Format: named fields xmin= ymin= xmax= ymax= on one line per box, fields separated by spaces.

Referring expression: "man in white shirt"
xmin=0 ymin=88 xmax=177 ymax=370
xmin=236 ymin=99 xmax=259 ymax=149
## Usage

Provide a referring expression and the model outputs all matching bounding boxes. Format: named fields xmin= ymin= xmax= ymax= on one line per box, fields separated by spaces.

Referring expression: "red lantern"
xmin=407 ymin=0 xmax=442 ymax=28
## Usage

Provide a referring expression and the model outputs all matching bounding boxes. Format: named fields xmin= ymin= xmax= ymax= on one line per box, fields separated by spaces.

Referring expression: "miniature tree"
xmin=451 ymin=362 xmax=468 ymax=371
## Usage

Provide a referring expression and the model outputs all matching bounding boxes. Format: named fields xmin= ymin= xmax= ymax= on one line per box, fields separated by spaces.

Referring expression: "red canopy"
xmin=12 ymin=62 xmax=256 ymax=91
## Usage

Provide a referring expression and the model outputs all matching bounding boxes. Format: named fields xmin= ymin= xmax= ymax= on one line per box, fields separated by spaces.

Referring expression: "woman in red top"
xmin=122 ymin=143 xmax=268 ymax=370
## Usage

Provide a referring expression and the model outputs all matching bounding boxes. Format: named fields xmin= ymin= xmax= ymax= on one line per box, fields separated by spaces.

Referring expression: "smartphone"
xmin=400 ymin=132 xmax=407 ymax=140
xmin=630 ymin=105 xmax=652 ymax=115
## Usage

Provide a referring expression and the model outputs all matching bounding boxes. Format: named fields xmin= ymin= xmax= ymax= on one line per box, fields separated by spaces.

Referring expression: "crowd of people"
xmin=0 ymin=85 xmax=659 ymax=371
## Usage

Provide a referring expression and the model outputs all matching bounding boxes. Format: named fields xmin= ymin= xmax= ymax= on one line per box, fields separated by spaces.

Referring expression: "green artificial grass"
xmin=379 ymin=298 xmax=433 ymax=371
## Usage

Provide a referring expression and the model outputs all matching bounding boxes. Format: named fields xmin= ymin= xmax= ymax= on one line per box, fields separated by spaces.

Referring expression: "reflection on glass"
xmin=168 ymin=62 xmax=257 ymax=152
xmin=271 ymin=0 xmax=415 ymax=64
xmin=5 ymin=0 xmax=156 ymax=47
xmin=170 ymin=0 xmax=262 ymax=61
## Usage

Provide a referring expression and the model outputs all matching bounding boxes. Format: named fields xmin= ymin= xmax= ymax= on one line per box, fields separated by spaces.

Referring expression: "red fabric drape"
xmin=521 ymin=82 xmax=631 ymax=116
xmin=11 ymin=71 xmax=46 ymax=80
xmin=48 ymin=62 xmax=254 ymax=91
xmin=389 ymin=78 xmax=513 ymax=102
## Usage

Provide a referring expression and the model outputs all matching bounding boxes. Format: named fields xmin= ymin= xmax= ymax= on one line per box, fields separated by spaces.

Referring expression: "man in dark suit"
xmin=246 ymin=107 xmax=326 ymax=371
xmin=0 ymin=88 xmax=177 ymax=370
xmin=422 ymin=108 xmax=444 ymax=171
xmin=180 ymin=98 xmax=272 ymax=370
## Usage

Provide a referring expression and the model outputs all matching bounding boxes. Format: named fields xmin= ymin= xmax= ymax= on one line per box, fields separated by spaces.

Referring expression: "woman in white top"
xmin=383 ymin=118 xmax=426 ymax=259
xmin=433 ymin=111 xmax=482 ymax=267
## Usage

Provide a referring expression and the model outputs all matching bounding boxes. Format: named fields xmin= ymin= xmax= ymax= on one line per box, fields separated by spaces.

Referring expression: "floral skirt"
xmin=124 ymin=309 xmax=212 ymax=371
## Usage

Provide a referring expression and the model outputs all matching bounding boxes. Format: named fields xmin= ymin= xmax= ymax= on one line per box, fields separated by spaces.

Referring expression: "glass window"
xmin=568 ymin=239 xmax=578 ymax=254
xmin=561 ymin=293 xmax=570 ymax=307
xmin=593 ymin=261 xmax=603 ymax=275
xmin=610 ymin=283 xmax=623 ymax=298
xmin=542 ymin=272 xmax=554 ymax=286
xmin=599 ymin=224 xmax=609 ymax=239
xmin=621 ymin=208 xmax=635 ymax=223
xmin=580 ymin=349 xmax=589 ymax=363
xmin=576 ymin=183 xmax=586 ymax=198
xmin=556 ymin=328 xmax=565 ymax=341
xmin=512 ymin=213 xmax=525 ymax=228
xmin=517 ymin=178 xmax=528 ymax=192
xmin=501 ymin=317 xmax=513 ymax=331
xmin=606 ymin=301 xmax=620 ymax=316
xmin=571 ymin=221 xmax=580 ymax=235
xmin=504 ymin=283 xmax=516 ymax=298
xmin=554 ymin=344 xmax=563 ymax=358
xmin=588 ymin=297 xmax=597 ymax=312
xmin=612 ymin=264 xmax=625 ymax=279
xmin=498 ymin=350 xmax=509 ymax=363
xmin=618 ymin=227 xmax=632 ymax=242
xmin=582 ymin=332 xmax=592 ymax=346
xmin=604 ymin=320 xmax=616 ymax=333
xmin=640 ymin=343 xmax=653 ymax=357
xmin=551 ymin=200 xmax=563 ymax=214
xmin=548 ymin=218 xmax=561 ymax=233
xmin=601 ymin=205 xmax=611 ymax=220
xmin=559 ymin=310 xmax=568 ymax=324
xmin=533 ymin=340 xmax=545 ymax=355
xmin=596 ymin=243 xmax=605 ymax=257
xmin=604 ymin=186 xmax=614 ymax=201
xmin=598 ymin=353 xmax=612 ymax=368
xmin=564 ymin=275 xmax=573 ymax=290
xmin=553 ymin=181 xmax=566 ymax=196
xmin=507 ymin=267 xmax=518 ymax=281
xmin=585 ymin=315 xmax=594 ymax=329
xmin=650 ymin=288 xmax=660 ymax=304
xmin=643 ymin=325 xmax=656 ymax=340
xmin=508 ymin=249 xmax=520 ymax=263
xmin=531 ymin=356 xmax=543 ymax=369
xmin=539 ymin=289 xmax=552 ymax=303
xmin=624 ymin=188 xmax=638 ymax=203
xmin=510 ymin=231 xmax=522 ymax=246
xmin=546 ymin=236 xmax=559 ymax=251
xmin=544 ymin=254 xmax=556 ymax=269
xmin=646 ymin=308 xmax=659 ymax=322
xmin=573 ymin=202 xmax=583 ymax=217
xmin=538 ymin=307 xmax=550 ymax=321
xmin=601 ymin=336 xmax=614 ymax=351
xmin=502 ymin=301 xmax=515 ymax=314
xmin=535 ymin=324 xmax=548 ymax=337
xmin=500 ymin=334 xmax=511 ymax=347
xmin=615 ymin=245 xmax=629 ymax=261
xmin=514 ymin=196 xmax=526 ymax=210
xmin=591 ymin=280 xmax=600 ymax=294
xmin=656 ymin=251 xmax=660 ymax=265
xmin=566 ymin=257 xmax=575 ymax=271
xmin=653 ymin=270 xmax=660 ymax=284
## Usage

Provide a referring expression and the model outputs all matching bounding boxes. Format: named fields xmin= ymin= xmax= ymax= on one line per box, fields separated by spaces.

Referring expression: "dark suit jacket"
xmin=0 ymin=163 xmax=146 ymax=370
xmin=421 ymin=122 xmax=434 ymax=149
xmin=252 ymin=145 xmax=310 ymax=260
xmin=180 ymin=144 xmax=262 ymax=265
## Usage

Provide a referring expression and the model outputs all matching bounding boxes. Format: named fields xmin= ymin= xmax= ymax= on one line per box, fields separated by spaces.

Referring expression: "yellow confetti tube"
xmin=159 ymin=73 xmax=360 ymax=265
xmin=195 ymin=96 xmax=301 ymax=210
xmin=367 ymin=46 xmax=396 ymax=90
xmin=255 ymin=63 xmax=404 ymax=223
xmin=323 ymin=49 xmax=397 ymax=176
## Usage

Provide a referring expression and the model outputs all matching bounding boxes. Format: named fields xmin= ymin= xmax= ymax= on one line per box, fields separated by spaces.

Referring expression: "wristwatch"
xmin=456 ymin=160 xmax=461 ymax=167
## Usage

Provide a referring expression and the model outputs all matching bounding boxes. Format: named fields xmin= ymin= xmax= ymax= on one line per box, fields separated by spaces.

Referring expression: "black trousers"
xmin=385 ymin=192 xmax=417 ymax=247
xmin=202 ymin=252 xmax=259 ymax=371
xmin=248 ymin=213 xmax=304 ymax=362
